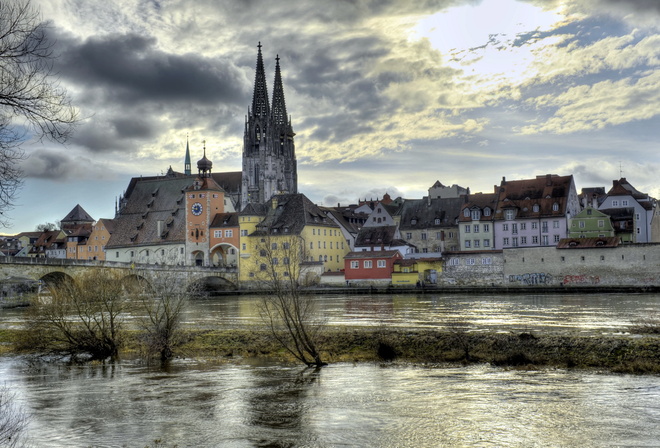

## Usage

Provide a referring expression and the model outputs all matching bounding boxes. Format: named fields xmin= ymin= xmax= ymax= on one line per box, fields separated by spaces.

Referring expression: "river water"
xmin=2 ymin=292 xmax=660 ymax=447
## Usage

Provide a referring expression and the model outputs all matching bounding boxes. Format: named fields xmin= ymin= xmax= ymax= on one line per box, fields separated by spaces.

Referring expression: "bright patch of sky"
xmin=412 ymin=0 xmax=567 ymax=88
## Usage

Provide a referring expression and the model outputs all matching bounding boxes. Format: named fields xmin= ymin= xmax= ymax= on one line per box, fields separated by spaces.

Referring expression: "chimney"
xmin=157 ymin=220 xmax=163 ymax=237
xmin=546 ymin=174 xmax=552 ymax=186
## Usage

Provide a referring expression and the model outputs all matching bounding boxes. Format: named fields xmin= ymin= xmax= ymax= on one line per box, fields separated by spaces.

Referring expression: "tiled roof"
xmin=211 ymin=171 xmax=242 ymax=194
xmin=344 ymin=250 xmax=401 ymax=259
xmin=557 ymin=237 xmax=619 ymax=249
xmin=355 ymin=225 xmax=398 ymax=247
xmin=493 ymin=174 xmax=573 ymax=219
xmin=458 ymin=193 xmax=498 ymax=222
xmin=253 ymin=194 xmax=338 ymax=235
xmin=107 ymin=176 xmax=193 ymax=248
xmin=398 ymin=197 xmax=465 ymax=229
xmin=61 ymin=204 xmax=94 ymax=224
xmin=210 ymin=212 xmax=239 ymax=228
xmin=606 ymin=178 xmax=648 ymax=200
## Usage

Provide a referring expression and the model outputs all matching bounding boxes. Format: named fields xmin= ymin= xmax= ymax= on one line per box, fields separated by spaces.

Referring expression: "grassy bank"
xmin=4 ymin=327 xmax=660 ymax=373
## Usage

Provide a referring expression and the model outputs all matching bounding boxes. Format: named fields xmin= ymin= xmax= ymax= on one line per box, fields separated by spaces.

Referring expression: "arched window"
xmin=484 ymin=207 xmax=491 ymax=216
xmin=552 ymin=203 xmax=559 ymax=212
xmin=255 ymin=125 xmax=261 ymax=141
xmin=533 ymin=204 xmax=540 ymax=213
xmin=463 ymin=208 xmax=470 ymax=217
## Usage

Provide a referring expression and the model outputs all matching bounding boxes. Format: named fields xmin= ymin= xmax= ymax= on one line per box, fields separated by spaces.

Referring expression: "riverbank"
xmin=3 ymin=327 xmax=660 ymax=373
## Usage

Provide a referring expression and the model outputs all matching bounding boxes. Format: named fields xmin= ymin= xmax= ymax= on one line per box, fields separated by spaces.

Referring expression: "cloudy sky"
xmin=6 ymin=0 xmax=660 ymax=233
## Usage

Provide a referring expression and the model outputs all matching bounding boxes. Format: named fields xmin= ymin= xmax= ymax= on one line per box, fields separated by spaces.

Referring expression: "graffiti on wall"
xmin=562 ymin=275 xmax=600 ymax=285
xmin=508 ymin=273 xmax=553 ymax=285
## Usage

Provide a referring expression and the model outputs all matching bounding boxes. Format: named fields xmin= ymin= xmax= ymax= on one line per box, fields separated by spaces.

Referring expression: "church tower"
xmin=241 ymin=43 xmax=297 ymax=208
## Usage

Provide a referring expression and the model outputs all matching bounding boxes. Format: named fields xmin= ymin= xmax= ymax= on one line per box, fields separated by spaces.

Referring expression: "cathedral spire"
xmin=251 ymin=42 xmax=269 ymax=118
xmin=271 ymin=54 xmax=289 ymax=129
xmin=184 ymin=135 xmax=191 ymax=175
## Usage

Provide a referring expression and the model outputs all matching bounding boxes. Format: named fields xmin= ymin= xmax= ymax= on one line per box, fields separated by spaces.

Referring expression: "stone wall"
xmin=440 ymin=252 xmax=505 ymax=286
xmin=503 ymin=243 xmax=660 ymax=287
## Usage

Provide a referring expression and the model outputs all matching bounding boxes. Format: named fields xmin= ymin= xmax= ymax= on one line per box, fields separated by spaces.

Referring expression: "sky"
xmin=5 ymin=0 xmax=660 ymax=233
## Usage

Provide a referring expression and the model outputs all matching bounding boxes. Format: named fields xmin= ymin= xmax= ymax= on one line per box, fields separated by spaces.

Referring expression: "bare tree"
xmin=34 ymin=221 xmax=57 ymax=231
xmin=25 ymin=269 xmax=130 ymax=361
xmin=253 ymin=234 xmax=326 ymax=367
xmin=0 ymin=0 xmax=77 ymax=225
xmin=134 ymin=269 xmax=192 ymax=363
xmin=0 ymin=385 xmax=29 ymax=448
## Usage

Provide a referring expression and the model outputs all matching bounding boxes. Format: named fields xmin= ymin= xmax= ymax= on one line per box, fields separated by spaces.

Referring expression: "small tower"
xmin=184 ymin=136 xmax=192 ymax=175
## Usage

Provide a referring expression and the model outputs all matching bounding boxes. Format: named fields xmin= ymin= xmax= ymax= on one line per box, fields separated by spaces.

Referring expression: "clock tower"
xmin=185 ymin=142 xmax=225 ymax=266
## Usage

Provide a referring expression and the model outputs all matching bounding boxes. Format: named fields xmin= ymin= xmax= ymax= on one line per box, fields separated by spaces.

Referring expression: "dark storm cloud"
xmin=54 ymin=32 xmax=250 ymax=106
xmin=597 ymin=0 xmax=660 ymax=13
xmin=21 ymin=150 xmax=81 ymax=180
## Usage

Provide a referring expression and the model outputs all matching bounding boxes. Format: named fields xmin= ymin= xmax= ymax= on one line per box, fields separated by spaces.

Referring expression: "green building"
xmin=568 ymin=207 xmax=615 ymax=239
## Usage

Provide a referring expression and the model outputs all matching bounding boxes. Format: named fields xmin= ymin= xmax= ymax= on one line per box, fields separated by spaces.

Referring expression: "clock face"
xmin=191 ymin=202 xmax=203 ymax=216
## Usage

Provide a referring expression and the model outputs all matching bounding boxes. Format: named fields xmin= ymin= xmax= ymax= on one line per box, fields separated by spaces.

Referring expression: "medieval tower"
xmin=241 ymin=43 xmax=297 ymax=207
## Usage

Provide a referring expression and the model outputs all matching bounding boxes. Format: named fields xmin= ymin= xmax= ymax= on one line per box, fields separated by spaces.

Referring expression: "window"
xmin=636 ymin=213 xmax=641 ymax=220
xmin=130 ymin=250 xmax=134 ymax=257
xmin=552 ymin=203 xmax=559 ymax=212
xmin=553 ymin=220 xmax=559 ymax=229
xmin=448 ymin=232 xmax=454 ymax=238
xmin=377 ymin=260 xmax=386 ymax=268
xmin=214 ymin=230 xmax=222 ymax=238
xmin=505 ymin=209 xmax=514 ymax=220
xmin=225 ymin=230 xmax=233 ymax=237
xmin=474 ymin=240 xmax=480 ymax=248
xmin=520 ymin=223 xmax=526 ymax=230
xmin=436 ymin=232 xmax=442 ymax=239
xmin=260 ymin=249 xmax=267 ymax=257
xmin=579 ymin=221 xmax=585 ymax=228
xmin=435 ymin=218 xmax=441 ymax=225
xmin=503 ymin=237 xmax=509 ymax=246
xmin=310 ymin=242 xmax=313 ymax=250
xmin=272 ymin=242 xmax=277 ymax=250
xmin=350 ymin=261 xmax=359 ymax=269
xmin=463 ymin=209 xmax=470 ymax=217
xmin=422 ymin=248 xmax=428 ymax=253
xmin=260 ymin=264 xmax=267 ymax=271
xmin=272 ymin=258 xmax=278 ymax=265
xmin=483 ymin=224 xmax=490 ymax=232
xmin=116 ymin=251 xmax=119 ymax=258
xmin=471 ymin=210 xmax=480 ymax=220
xmin=241 ymin=230 xmax=248 ymax=236
xmin=481 ymin=257 xmax=492 ymax=265
xmin=283 ymin=257 xmax=290 ymax=265
xmin=465 ymin=240 xmax=471 ymax=248
xmin=484 ymin=208 xmax=491 ymax=216
xmin=531 ymin=222 xmax=538 ymax=230
xmin=622 ymin=200 xmax=629 ymax=206
xmin=473 ymin=225 xmax=479 ymax=233
xmin=483 ymin=239 xmax=490 ymax=247
xmin=406 ymin=232 xmax=412 ymax=239
xmin=283 ymin=242 xmax=290 ymax=249
xmin=448 ymin=258 xmax=460 ymax=266
xmin=554 ymin=235 xmax=560 ymax=243
xmin=612 ymin=200 xmax=619 ymax=207
xmin=464 ymin=225 xmax=470 ymax=233
xmin=532 ymin=236 xmax=539 ymax=244
xmin=364 ymin=260 xmax=373 ymax=268
xmin=533 ymin=204 xmax=540 ymax=212
xmin=502 ymin=224 xmax=509 ymax=231
xmin=411 ymin=219 xmax=417 ymax=225
xmin=542 ymin=235 xmax=549 ymax=246
xmin=466 ymin=258 xmax=476 ymax=265
xmin=542 ymin=222 xmax=548 ymax=233
xmin=521 ymin=236 xmax=527 ymax=244
xmin=511 ymin=223 xmax=518 ymax=234
xmin=421 ymin=233 xmax=427 ymax=240
xmin=512 ymin=237 xmax=518 ymax=247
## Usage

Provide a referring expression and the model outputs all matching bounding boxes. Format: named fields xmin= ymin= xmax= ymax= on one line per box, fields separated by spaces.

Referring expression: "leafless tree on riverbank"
xmin=0 ymin=0 xmax=77 ymax=226
xmin=252 ymin=235 xmax=326 ymax=367
xmin=0 ymin=386 xmax=29 ymax=448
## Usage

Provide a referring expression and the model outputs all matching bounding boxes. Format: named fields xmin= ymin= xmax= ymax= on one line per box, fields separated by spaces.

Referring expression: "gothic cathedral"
xmin=241 ymin=43 xmax=297 ymax=207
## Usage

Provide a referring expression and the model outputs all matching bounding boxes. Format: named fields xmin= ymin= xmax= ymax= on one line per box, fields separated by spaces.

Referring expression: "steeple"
xmin=184 ymin=135 xmax=191 ymax=175
xmin=197 ymin=140 xmax=212 ymax=178
xmin=271 ymin=55 xmax=289 ymax=129
xmin=251 ymin=42 xmax=269 ymax=118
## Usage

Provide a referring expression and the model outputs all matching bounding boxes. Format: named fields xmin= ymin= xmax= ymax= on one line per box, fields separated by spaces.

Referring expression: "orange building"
xmin=209 ymin=213 xmax=239 ymax=267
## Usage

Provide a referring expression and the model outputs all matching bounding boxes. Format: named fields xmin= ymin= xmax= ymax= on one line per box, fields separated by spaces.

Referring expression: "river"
xmin=2 ymin=292 xmax=660 ymax=447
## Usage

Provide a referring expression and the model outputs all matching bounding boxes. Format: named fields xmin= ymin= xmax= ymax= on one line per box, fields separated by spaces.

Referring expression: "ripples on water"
xmin=2 ymin=357 xmax=660 ymax=447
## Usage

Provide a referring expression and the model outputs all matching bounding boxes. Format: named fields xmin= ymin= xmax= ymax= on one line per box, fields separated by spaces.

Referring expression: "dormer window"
xmin=484 ymin=207 xmax=491 ymax=216
xmin=504 ymin=209 xmax=515 ymax=220
xmin=533 ymin=204 xmax=540 ymax=213
xmin=552 ymin=203 xmax=560 ymax=212
xmin=434 ymin=218 xmax=440 ymax=225
xmin=463 ymin=208 xmax=470 ymax=217
xmin=471 ymin=210 xmax=481 ymax=220
xmin=411 ymin=219 xmax=417 ymax=225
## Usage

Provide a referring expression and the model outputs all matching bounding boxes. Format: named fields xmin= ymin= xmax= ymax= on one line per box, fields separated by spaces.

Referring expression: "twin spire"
xmin=251 ymin=42 xmax=291 ymax=130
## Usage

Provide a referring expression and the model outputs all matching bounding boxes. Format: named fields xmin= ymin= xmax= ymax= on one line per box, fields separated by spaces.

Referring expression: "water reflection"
xmin=3 ymin=356 xmax=660 ymax=447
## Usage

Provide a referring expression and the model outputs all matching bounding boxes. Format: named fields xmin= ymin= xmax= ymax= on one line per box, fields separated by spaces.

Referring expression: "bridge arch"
xmin=121 ymin=273 xmax=152 ymax=293
xmin=188 ymin=275 xmax=236 ymax=295
xmin=210 ymin=243 xmax=238 ymax=268
xmin=38 ymin=271 xmax=76 ymax=296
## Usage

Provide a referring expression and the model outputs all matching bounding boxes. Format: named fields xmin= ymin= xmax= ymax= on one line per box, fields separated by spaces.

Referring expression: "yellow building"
xmin=239 ymin=194 xmax=348 ymax=285
xmin=392 ymin=257 xmax=443 ymax=286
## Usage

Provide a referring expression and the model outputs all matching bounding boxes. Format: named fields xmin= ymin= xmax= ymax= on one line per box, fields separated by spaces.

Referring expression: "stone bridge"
xmin=0 ymin=256 xmax=239 ymax=293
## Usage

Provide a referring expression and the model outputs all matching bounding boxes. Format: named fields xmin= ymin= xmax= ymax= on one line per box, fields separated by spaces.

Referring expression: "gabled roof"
xmin=606 ymin=178 xmax=649 ymax=200
xmin=253 ymin=194 xmax=338 ymax=236
xmin=399 ymin=197 xmax=465 ymax=229
xmin=107 ymin=176 xmax=193 ymax=248
xmin=240 ymin=202 xmax=269 ymax=216
xmin=210 ymin=212 xmax=239 ymax=228
xmin=493 ymin=174 xmax=574 ymax=219
xmin=458 ymin=193 xmax=498 ymax=222
xmin=96 ymin=218 xmax=116 ymax=234
xmin=355 ymin=225 xmax=410 ymax=248
xmin=61 ymin=204 xmax=94 ymax=224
